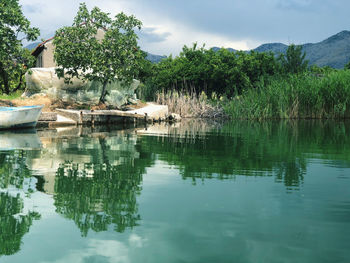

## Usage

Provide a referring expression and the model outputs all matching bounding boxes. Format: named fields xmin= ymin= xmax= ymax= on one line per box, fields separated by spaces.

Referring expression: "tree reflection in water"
xmin=0 ymin=150 xmax=41 ymax=257
xmin=34 ymin=120 xmax=350 ymax=239
xmin=137 ymin=120 xmax=350 ymax=189
xmin=0 ymin=193 xmax=40 ymax=256
xmin=0 ymin=150 xmax=33 ymax=190
xmin=52 ymin=136 xmax=153 ymax=236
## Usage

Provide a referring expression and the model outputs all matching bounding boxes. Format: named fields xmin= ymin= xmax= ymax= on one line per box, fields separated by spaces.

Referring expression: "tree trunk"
xmin=13 ymin=71 xmax=25 ymax=92
xmin=0 ymin=63 xmax=10 ymax=94
xmin=99 ymin=80 xmax=108 ymax=103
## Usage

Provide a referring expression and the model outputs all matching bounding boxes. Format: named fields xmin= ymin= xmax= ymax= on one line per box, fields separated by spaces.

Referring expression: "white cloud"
xmin=19 ymin=0 xmax=349 ymax=55
xmin=128 ymin=233 xmax=147 ymax=248
xmin=19 ymin=0 xmax=254 ymax=55
xmin=47 ymin=239 xmax=130 ymax=263
xmin=139 ymin=20 xmax=254 ymax=55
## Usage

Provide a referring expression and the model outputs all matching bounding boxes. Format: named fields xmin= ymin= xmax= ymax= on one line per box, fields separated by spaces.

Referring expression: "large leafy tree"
xmin=278 ymin=44 xmax=308 ymax=74
xmin=53 ymin=3 xmax=143 ymax=103
xmin=145 ymin=44 xmax=277 ymax=98
xmin=0 ymin=0 xmax=39 ymax=94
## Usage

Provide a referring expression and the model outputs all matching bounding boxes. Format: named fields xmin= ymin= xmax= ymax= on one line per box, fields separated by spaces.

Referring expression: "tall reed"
xmin=224 ymin=70 xmax=350 ymax=119
xmin=156 ymin=90 xmax=226 ymax=118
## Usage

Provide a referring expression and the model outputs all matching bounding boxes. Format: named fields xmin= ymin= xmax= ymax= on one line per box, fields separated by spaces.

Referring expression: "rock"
xmin=25 ymin=68 xmax=140 ymax=108
xmin=168 ymin=113 xmax=181 ymax=122
xmin=127 ymin=96 xmax=139 ymax=105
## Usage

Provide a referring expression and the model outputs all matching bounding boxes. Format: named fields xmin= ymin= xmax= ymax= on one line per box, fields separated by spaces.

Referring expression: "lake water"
xmin=0 ymin=120 xmax=350 ymax=263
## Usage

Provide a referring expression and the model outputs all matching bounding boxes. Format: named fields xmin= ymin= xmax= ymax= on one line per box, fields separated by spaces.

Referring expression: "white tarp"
xmin=24 ymin=67 xmax=140 ymax=108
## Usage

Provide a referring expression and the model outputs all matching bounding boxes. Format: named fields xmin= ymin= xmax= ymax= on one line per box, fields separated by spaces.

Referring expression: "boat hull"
xmin=0 ymin=106 xmax=43 ymax=129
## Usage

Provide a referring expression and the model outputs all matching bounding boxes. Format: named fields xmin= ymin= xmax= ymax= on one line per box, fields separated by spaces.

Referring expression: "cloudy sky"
xmin=19 ymin=0 xmax=350 ymax=55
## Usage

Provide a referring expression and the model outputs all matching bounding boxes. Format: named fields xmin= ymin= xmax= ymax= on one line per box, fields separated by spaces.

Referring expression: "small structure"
xmin=31 ymin=37 xmax=56 ymax=68
xmin=31 ymin=29 xmax=105 ymax=68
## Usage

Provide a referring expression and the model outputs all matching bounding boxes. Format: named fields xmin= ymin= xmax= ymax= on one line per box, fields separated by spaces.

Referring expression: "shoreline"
xmin=36 ymin=102 xmax=181 ymax=129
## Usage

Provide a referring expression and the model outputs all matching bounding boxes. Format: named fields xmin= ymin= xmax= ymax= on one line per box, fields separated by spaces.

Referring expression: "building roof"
xmin=31 ymin=37 xmax=54 ymax=57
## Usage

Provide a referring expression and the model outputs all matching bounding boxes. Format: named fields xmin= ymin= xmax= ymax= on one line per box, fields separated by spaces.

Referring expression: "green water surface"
xmin=0 ymin=120 xmax=349 ymax=263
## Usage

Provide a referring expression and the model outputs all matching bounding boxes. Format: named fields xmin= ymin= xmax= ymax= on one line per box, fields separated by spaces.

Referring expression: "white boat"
xmin=0 ymin=105 xmax=43 ymax=129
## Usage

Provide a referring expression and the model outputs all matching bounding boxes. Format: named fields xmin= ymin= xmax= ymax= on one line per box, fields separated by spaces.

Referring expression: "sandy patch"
xmin=13 ymin=96 xmax=53 ymax=111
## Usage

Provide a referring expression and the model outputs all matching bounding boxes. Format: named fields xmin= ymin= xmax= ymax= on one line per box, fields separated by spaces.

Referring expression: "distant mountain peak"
xmin=257 ymin=43 xmax=286 ymax=47
xmin=210 ymin=31 xmax=350 ymax=69
xmin=254 ymin=43 xmax=287 ymax=54
xmin=145 ymin=52 xmax=166 ymax=63
xmin=255 ymin=30 xmax=350 ymax=68
xmin=333 ymin=30 xmax=350 ymax=37
xmin=211 ymin=47 xmax=236 ymax=52
xmin=322 ymin=30 xmax=350 ymax=44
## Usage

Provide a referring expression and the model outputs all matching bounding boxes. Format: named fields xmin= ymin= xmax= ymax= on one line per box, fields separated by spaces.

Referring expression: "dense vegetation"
xmin=137 ymin=42 xmax=350 ymax=119
xmin=0 ymin=0 xmax=39 ymax=94
xmin=139 ymin=44 xmax=277 ymax=99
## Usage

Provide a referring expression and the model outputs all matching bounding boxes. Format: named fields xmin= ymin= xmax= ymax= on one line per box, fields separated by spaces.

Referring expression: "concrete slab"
xmin=55 ymin=103 xmax=169 ymax=125
xmin=127 ymin=103 xmax=168 ymax=120
xmin=56 ymin=114 xmax=76 ymax=123
xmin=39 ymin=112 xmax=57 ymax=121
xmin=37 ymin=113 xmax=76 ymax=128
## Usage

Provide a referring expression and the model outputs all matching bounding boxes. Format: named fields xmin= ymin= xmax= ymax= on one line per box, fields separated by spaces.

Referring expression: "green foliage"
xmin=0 ymin=90 xmax=22 ymax=100
xmin=53 ymin=2 xmax=143 ymax=103
xmin=136 ymin=41 xmax=350 ymax=120
xmin=345 ymin=60 xmax=350 ymax=70
xmin=278 ymin=44 xmax=308 ymax=74
xmin=140 ymin=44 xmax=277 ymax=100
xmin=224 ymin=70 xmax=350 ymax=119
xmin=0 ymin=0 xmax=39 ymax=94
xmin=134 ymin=51 xmax=155 ymax=100
xmin=309 ymin=64 xmax=336 ymax=75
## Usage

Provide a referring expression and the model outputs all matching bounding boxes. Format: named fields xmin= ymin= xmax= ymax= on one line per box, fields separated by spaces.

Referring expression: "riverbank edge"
xmin=36 ymin=102 xmax=182 ymax=128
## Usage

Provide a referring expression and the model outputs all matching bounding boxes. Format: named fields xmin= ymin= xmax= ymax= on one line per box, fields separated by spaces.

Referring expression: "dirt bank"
xmin=0 ymin=94 xmax=148 ymax=112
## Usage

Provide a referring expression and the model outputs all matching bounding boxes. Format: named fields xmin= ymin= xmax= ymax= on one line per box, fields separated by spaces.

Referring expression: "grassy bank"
xmin=224 ymin=70 xmax=350 ymax=119
xmin=0 ymin=91 xmax=23 ymax=100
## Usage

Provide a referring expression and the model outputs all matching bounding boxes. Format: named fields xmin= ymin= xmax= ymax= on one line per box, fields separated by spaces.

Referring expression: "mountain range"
xmin=25 ymin=30 xmax=350 ymax=68
xmin=145 ymin=53 xmax=167 ymax=63
xmin=212 ymin=30 xmax=350 ymax=69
